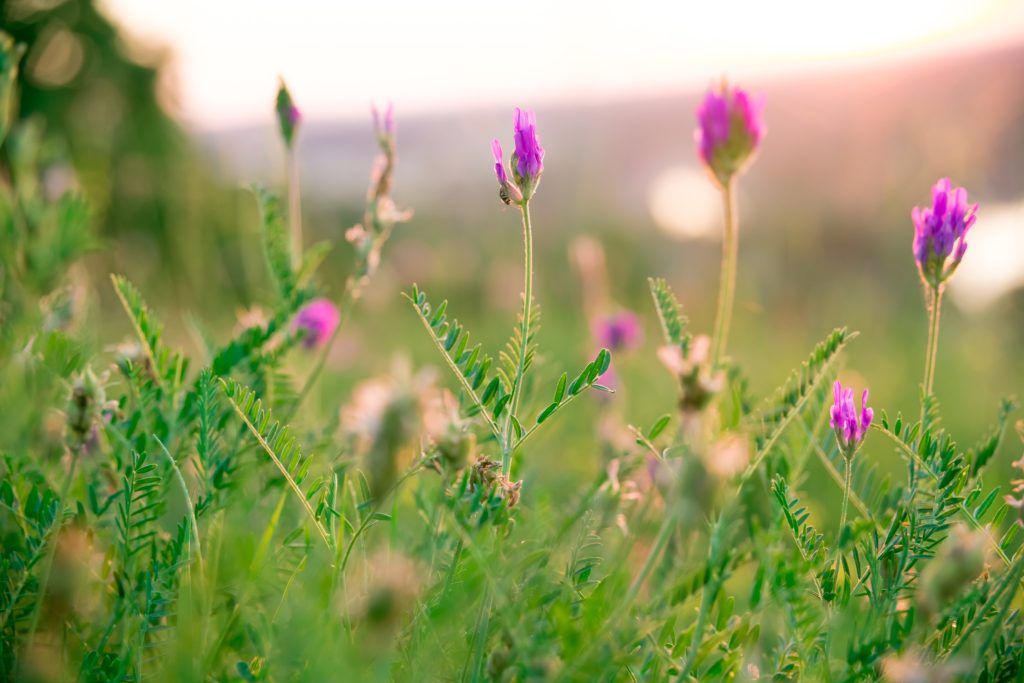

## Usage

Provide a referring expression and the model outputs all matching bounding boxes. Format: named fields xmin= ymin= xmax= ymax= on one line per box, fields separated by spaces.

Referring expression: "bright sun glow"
xmin=948 ymin=200 xmax=1024 ymax=312
xmin=98 ymin=0 xmax=1022 ymax=127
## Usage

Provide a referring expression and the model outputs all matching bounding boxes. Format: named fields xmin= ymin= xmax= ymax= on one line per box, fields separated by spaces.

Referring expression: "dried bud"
xmin=66 ymin=367 xmax=104 ymax=451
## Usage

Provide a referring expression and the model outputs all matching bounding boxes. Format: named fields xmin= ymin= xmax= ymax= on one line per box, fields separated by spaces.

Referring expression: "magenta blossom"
xmin=695 ymin=84 xmax=765 ymax=186
xmin=593 ymin=311 xmax=642 ymax=352
xmin=512 ymin=107 xmax=544 ymax=182
xmin=491 ymin=107 xmax=544 ymax=203
xmin=491 ymin=139 xmax=509 ymax=187
xmin=294 ymin=298 xmax=339 ymax=349
xmin=912 ymin=178 xmax=978 ymax=287
xmin=830 ymin=381 xmax=872 ymax=458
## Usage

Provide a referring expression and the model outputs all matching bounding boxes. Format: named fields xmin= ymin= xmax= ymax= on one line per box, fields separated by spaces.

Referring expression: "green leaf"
xmin=553 ymin=372 xmax=567 ymax=403
xmin=648 ymin=414 xmax=672 ymax=440
xmin=537 ymin=402 xmax=559 ymax=424
xmin=252 ymin=185 xmax=295 ymax=298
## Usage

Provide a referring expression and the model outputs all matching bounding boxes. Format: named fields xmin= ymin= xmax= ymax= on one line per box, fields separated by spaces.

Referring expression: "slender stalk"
xmin=677 ymin=515 xmax=727 ymax=680
xmin=710 ymin=178 xmax=739 ymax=367
xmin=466 ymin=589 xmax=494 ymax=682
xmin=838 ymin=456 xmax=852 ymax=539
xmin=287 ymin=147 xmax=303 ymax=270
xmin=503 ymin=201 xmax=534 ymax=474
xmin=922 ymin=283 xmax=943 ymax=398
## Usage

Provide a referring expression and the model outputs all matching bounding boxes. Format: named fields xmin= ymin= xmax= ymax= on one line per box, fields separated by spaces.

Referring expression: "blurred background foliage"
xmin=2 ymin=0 xmax=1022 ymax=518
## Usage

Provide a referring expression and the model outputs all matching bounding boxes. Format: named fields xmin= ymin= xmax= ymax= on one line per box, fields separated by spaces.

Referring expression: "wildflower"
xmin=695 ymin=82 xmax=765 ymax=187
xmin=592 ymin=310 xmax=642 ymax=352
xmin=275 ymin=78 xmax=301 ymax=149
xmin=658 ymin=335 xmax=725 ymax=413
xmin=294 ymin=298 xmax=339 ymax=348
xmin=830 ymin=381 xmax=872 ymax=458
xmin=491 ymin=107 xmax=544 ymax=203
xmin=911 ymin=178 xmax=978 ymax=287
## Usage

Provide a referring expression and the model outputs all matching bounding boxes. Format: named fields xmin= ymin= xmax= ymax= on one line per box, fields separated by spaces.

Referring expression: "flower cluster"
xmin=492 ymin=107 xmax=545 ymax=204
xmin=911 ymin=177 xmax=978 ymax=287
xmin=695 ymin=83 xmax=765 ymax=187
xmin=830 ymin=380 xmax=872 ymax=458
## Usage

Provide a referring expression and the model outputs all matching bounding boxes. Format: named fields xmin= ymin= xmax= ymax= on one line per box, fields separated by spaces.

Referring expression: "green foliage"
xmin=649 ymin=276 xmax=690 ymax=347
xmin=2 ymin=33 xmax=1023 ymax=683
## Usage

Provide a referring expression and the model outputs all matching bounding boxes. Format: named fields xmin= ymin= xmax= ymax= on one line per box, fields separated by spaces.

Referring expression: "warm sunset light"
xmin=3 ymin=1 xmax=1023 ymax=678
xmin=100 ymin=0 xmax=1023 ymax=126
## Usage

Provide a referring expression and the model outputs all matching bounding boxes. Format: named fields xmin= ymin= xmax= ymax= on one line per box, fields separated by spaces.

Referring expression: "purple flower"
xmin=512 ymin=107 xmax=544 ymax=182
xmin=491 ymin=139 xmax=508 ymax=187
xmin=695 ymin=84 xmax=765 ymax=186
xmin=490 ymin=107 xmax=543 ymax=203
xmin=294 ymin=298 xmax=340 ymax=349
xmin=911 ymin=178 xmax=978 ymax=286
xmin=830 ymin=381 xmax=872 ymax=457
xmin=593 ymin=311 xmax=642 ymax=352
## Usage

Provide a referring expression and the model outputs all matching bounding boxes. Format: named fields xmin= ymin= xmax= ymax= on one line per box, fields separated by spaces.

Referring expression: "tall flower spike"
xmin=490 ymin=107 xmax=543 ymax=204
xmin=911 ymin=177 xmax=978 ymax=288
xmin=695 ymin=83 xmax=765 ymax=187
xmin=830 ymin=381 xmax=872 ymax=458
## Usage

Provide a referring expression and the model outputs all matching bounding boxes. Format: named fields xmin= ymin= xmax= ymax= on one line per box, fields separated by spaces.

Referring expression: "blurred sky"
xmin=100 ymin=0 xmax=1024 ymax=128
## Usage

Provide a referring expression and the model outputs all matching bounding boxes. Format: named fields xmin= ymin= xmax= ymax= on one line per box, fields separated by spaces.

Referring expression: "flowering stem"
xmin=839 ymin=456 xmax=852 ymax=539
xmin=287 ymin=147 xmax=303 ymax=270
xmin=503 ymin=201 xmax=534 ymax=474
xmin=922 ymin=284 xmax=943 ymax=399
xmin=711 ymin=178 xmax=738 ymax=368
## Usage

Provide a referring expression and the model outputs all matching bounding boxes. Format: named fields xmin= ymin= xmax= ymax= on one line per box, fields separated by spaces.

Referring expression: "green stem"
xmin=838 ymin=456 xmax=852 ymax=540
xmin=287 ymin=147 xmax=302 ymax=270
xmin=503 ymin=201 xmax=534 ymax=474
xmin=677 ymin=515 xmax=727 ymax=680
xmin=711 ymin=178 xmax=738 ymax=368
xmin=922 ymin=283 xmax=943 ymax=399
xmin=465 ymin=587 xmax=493 ymax=682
